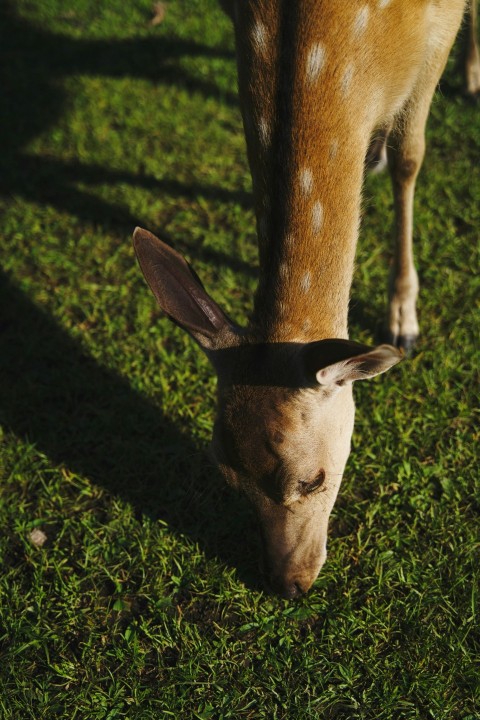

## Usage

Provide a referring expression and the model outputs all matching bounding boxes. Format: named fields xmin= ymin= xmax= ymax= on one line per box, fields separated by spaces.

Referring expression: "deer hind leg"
xmin=466 ymin=0 xmax=480 ymax=97
xmin=384 ymin=24 xmax=465 ymax=352
xmin=384 ymin=108 xmax=423 ymax=352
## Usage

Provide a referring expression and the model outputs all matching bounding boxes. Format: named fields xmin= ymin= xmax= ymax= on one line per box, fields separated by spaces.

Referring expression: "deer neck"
xmin=252 ymin=140 xmax=367 ymax=343
xmin=234 ymin=3 xmax=373 ymax=343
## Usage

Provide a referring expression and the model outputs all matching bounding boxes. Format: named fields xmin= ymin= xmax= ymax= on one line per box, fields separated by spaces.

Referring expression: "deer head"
xmin=133 ymin=227 xmax=402 ymax=598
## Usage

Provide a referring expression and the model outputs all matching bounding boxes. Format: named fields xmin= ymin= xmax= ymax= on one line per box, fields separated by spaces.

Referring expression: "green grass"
xmin=0 ymin=1 xmax=479 ymax=718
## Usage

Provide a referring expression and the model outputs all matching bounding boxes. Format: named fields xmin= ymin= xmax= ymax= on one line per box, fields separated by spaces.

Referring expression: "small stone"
xmin=29 ymin=528 xmax=48 ymax=548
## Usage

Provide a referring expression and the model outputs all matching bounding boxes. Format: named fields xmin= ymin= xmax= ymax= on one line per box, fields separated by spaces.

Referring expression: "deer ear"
xmin=303 ymin=339 xmax=403 ymax=386
xmin=133 ymin=227 xmax=236 ymax=350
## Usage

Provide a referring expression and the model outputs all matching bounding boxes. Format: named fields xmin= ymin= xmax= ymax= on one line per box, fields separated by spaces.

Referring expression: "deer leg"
xmin=385 ymin=34 xmax=462 ymax=351
xmin=466 ymin=0 xmax=480 ymax=98
xmin=384 ymin=114 xmax=423 ymax=352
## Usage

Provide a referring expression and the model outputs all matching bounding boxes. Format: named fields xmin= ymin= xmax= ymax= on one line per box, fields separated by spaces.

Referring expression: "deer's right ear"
xmin=133 ymin=227 xmax=237 ymax=351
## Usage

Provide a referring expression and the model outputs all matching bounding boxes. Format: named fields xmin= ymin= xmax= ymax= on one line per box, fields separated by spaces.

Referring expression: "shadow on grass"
xmin=3 ymin=154 xmax=256 ymax=278
xmin=0 ymin=271 xmax=262 ymax=590
xmin=0 ymin=268 xmax=380 ymax=591
xmin=0 ymin=4 xmax=263 ymax=587
xmin=0 ymin=3 xmax=253 ymax=265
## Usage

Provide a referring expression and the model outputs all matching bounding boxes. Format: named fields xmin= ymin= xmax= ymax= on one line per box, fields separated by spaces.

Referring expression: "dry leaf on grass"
xmin=150 ymin=2 xmax=167 ymax=26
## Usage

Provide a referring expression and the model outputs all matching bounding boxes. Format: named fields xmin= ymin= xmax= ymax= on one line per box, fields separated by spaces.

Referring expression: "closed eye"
xmin=299 ymin=469 xmax=326 ymax=495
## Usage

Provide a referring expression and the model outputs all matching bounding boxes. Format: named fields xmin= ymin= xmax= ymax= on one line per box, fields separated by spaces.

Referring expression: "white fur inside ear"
xmin=316 ymin=361 xmax=350 ymax=386
xmin=315 ymin=345 xmax=403 ymax=386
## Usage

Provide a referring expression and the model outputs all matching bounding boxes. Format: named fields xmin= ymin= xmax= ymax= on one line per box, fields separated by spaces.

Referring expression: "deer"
xmin=133 ymin=0 xmax=470 ymax=598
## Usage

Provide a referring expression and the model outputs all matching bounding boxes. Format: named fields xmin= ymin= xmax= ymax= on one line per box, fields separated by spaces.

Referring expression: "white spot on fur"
xmin=300 ymin=272 xmax=312 ymax=293
xmin=378 ymin=0 xmax=391 ymax=8
xmin=312 ymin=201 xmax=323 ymax=234
xmin=279 ymin=262 xmax=289 ymax=279
xmin=329 ymin=140 xmax=339 ymax=160
xmin=285 ymin=232 xmax=294 ymax=246
xmin=354 ymin=6 xmax=370 ymax=36
xmin=341 ymin=63 xmax=354 ymax=96
xmin=306 ymin=43 xmax=326 ymax=82
xmin=252 ymin=21 xmax=267 ymax=51
xmin=300 ymin=167 xmax=314 ymax=196
xmin=259 ymin=117 xmax=271 ymax=147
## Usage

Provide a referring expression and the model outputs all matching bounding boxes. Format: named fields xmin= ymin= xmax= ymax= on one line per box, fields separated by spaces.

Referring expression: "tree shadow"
xmin=0 ymin=3 xmax=253 ymax=269
xmin=0 ymin=270 xmax=262 ymax=589
xmin=1 ymin=154 xmax=256 ymax=277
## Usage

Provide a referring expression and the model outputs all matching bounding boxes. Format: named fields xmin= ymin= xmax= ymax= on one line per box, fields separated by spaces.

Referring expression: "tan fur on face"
xmin=213 ymin=379 xmax=355 ymax=591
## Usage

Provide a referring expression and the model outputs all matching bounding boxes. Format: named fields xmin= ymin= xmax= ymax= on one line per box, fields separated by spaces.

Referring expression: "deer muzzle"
xmin=256 ymin=499 xmax=329 ymax=599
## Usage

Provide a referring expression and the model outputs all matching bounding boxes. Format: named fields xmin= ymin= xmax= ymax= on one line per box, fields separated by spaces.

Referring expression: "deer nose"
xmin=282 ymin=581 xmax=305 ymax=599
xmin=258 ymin=529 xmax=316 ymax=598
xmin=269 ymin=576 xmax=307 ymax=599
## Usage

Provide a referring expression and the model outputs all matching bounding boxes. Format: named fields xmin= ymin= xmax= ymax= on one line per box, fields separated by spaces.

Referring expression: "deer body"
xmin=134 ymin=0 xmax=468 ymax=597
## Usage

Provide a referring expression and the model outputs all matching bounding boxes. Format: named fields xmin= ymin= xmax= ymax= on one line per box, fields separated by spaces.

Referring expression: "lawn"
xmin=0 ymin=1 xmax=479 ymax=718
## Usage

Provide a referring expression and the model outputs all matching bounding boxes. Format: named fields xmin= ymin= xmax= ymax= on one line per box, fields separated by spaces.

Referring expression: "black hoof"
xmin=377 ymin=326 xmax=418 ymax=355
xmin=397 ymin=334 xmax=418 ymax=354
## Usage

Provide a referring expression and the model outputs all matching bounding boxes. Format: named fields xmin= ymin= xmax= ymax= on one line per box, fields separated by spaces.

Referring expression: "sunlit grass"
xmin=0 ymin=1 xmax=478 ymax=718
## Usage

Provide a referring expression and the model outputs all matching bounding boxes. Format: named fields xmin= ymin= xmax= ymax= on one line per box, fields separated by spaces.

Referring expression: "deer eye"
xmin=300 ymin=469 xmax=326 ymax=495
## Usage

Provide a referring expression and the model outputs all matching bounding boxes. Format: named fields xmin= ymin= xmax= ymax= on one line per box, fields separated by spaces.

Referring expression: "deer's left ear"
xmin=303 ymin=339 xmax=403 ymax=386
xmin=133 ymin=227 xmax=237 ymax=351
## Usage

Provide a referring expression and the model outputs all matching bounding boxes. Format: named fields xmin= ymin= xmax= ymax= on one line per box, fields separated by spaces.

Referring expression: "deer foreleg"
xmin=466 ymin=0 xmax=480 ymax=97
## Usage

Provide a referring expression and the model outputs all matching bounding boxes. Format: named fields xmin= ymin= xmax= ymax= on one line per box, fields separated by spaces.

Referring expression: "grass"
xmin=0 ymin=0 xmax=478 ymax=717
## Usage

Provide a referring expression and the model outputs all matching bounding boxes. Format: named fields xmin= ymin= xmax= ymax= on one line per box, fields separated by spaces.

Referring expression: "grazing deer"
xmin=134 ymin=0 xmax=468 ymax=597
